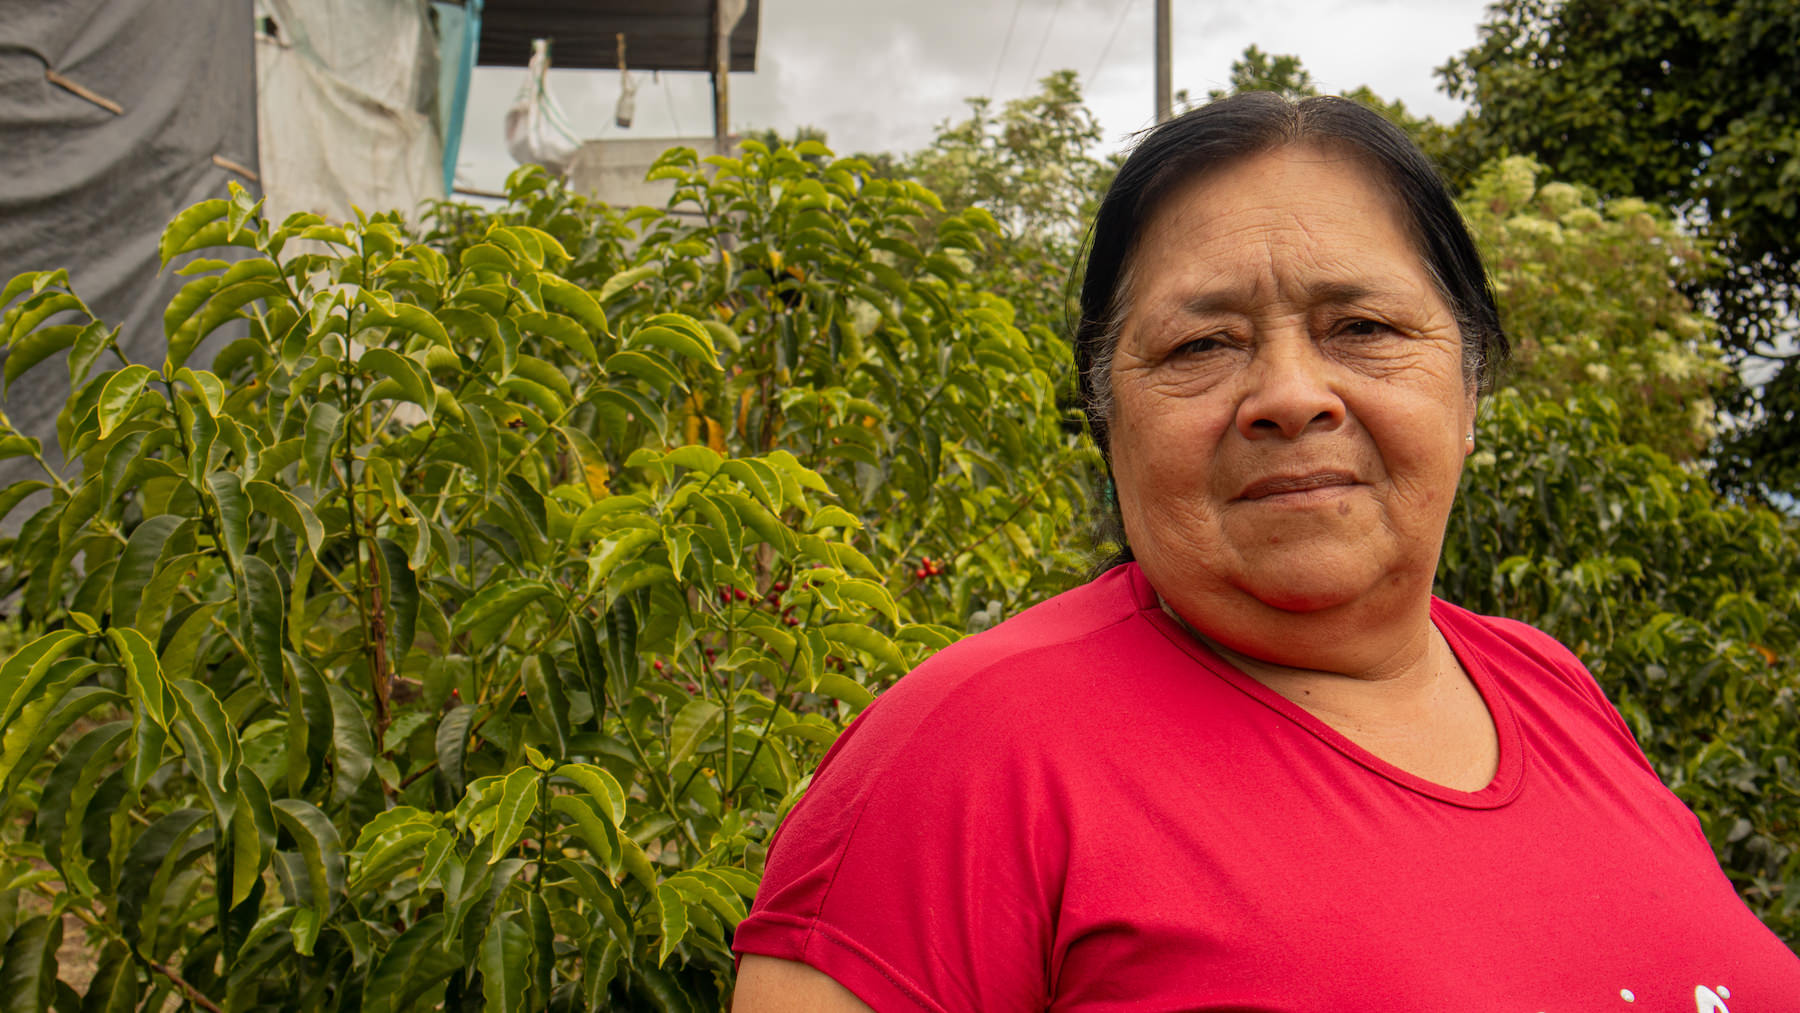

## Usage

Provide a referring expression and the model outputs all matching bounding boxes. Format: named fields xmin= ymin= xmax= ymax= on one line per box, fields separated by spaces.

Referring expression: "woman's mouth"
xmin=1237 ymin=471 xmax=1360 ymax=501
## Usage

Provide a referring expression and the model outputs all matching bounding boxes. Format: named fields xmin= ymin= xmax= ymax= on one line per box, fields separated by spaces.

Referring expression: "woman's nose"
xmin=1233 ymin=334 xmax=1345 ymax=440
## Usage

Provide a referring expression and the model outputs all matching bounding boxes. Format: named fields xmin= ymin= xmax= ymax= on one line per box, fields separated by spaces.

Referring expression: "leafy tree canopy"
xmin=1437 ymin=0 xmax=1800 ymax=500
xmin=901 ymin=70 xmax=1115 ymax=338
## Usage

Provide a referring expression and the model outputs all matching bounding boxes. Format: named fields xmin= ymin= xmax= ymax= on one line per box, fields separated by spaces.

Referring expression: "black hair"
xmin=1074 ymin=91 xmax=1508 ymax=461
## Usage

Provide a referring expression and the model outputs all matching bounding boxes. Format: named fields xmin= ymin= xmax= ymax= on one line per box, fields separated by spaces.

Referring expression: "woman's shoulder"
xmin=1432 ymin=597 xmax=1592 ymax=682
xmin=1431 ymin=596 xmax=1651 ymax=765
xmin=873 ymin=563 xmax=1154 ymax=715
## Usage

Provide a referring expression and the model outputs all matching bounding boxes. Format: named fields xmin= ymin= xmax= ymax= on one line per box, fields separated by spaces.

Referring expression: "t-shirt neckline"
xmin=1125 ymin=564 xmax=1527 ymax=810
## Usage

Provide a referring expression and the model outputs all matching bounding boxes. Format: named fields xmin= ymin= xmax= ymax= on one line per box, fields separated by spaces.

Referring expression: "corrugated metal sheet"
xmin=477 ymin=0 xmax=758 ymax=72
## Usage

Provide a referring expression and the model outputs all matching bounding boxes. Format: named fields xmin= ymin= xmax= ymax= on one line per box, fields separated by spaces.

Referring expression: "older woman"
xmin=731 ymin=94 xmax=1800 ymax=1010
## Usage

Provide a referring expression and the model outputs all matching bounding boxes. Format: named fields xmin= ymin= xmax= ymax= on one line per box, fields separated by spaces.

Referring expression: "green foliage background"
xmin=0 ymin=143 xmax=1088 ymax=1010
xmin=0 ymin=25 xmax=1795 ymax=1011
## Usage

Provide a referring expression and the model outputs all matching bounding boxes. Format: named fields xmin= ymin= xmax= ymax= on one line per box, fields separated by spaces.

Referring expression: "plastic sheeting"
xmin=433 ymin=0 xmax=483 ymax=193
xmin=0 ymin=0 xmax=259 ymax=492
xmin=255 ymin=0 xmax=445 ymax=221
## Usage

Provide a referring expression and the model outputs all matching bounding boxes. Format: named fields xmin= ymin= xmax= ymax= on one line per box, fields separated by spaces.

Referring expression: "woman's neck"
xmin=1160 ymin=595 xmax=1499 ymax=791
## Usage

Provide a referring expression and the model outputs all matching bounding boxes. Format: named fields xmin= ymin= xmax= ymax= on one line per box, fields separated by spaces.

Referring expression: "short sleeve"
xmin=732 ymin=656 xmax=1065 ymax=1013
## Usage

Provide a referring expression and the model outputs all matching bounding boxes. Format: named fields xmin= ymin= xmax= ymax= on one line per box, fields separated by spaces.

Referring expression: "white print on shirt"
xmin=1537 ymin=983 xmax=1730 ymax=1011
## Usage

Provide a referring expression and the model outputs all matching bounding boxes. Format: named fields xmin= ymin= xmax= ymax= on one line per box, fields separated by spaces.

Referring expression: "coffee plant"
xmin=0 ymin=139 xmax=1092 ymax=1010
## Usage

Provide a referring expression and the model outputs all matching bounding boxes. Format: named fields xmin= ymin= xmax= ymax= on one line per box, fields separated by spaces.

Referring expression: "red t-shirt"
xmin=734 ymin=564 xmax=1800 ymax=1012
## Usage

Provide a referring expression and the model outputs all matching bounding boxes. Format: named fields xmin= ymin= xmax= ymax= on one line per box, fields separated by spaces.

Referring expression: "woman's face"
xmin=1109 ymin=145 xmax=1475 ymax=625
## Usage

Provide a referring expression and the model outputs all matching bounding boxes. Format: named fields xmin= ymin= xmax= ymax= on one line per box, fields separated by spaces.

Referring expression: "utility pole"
xmin=1154 ymin=0 xmax=1172 ymax=123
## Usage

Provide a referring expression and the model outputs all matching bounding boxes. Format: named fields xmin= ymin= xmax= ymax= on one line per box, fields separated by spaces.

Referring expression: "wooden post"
xmin=711 ymin=0 xmax=747 ymax=153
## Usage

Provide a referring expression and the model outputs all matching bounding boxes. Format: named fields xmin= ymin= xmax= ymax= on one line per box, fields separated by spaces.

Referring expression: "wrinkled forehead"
xmin=1119 ymin=142 xmax=1437 ymax=305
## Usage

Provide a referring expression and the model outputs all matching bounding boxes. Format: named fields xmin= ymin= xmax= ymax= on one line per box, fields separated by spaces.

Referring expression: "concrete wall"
xmin=567 ymin=136 xmax=735 ymax=209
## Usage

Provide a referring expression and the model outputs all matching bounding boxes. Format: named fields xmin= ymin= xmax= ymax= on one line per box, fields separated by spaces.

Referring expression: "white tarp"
xmin=255 ymin=0 xmax=445 ymax=221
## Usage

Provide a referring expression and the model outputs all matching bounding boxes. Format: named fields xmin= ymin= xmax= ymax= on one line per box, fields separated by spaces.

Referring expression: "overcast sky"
xmin=457 ymin=0 xmax=1494 ymax=192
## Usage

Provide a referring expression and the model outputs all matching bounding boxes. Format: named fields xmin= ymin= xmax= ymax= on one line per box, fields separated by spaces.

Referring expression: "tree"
xmin=1438 ymin=0 xmax=1800 ymax=501
xmin=1460 ymin=156 xmax=1727 ymax=460
xmin=0 ymin=141 xmax=1091 ymax=1008
xmin=1203 ymin=44 xmax=1317 ymax=102
xmin=902 ymin=70 xmax=1115 ymax=339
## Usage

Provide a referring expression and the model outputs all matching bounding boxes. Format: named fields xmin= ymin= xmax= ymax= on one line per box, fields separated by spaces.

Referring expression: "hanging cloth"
xmin=504 ymin=38 xmax=581 ymax=175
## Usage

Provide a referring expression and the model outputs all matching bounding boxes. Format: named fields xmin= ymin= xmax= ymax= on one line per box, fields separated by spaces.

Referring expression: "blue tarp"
xmin=434 ymin=0 xmax=482 ymax=193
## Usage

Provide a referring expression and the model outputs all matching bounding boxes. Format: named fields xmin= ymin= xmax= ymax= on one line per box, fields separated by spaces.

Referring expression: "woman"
xmin=731 ymin=93 xmax=1800 ymax=1010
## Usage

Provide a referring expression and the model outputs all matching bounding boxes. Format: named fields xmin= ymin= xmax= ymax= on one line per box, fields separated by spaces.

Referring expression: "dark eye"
xmin=1335 ymin=317 xmax=1394 ymax=339
xmin=1173 ymin=335 xmax=1225 ymax=357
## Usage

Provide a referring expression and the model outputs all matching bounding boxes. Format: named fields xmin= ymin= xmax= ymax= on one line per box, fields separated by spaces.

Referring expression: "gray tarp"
xmin=0 ymin=0 xmax=260 ymax=491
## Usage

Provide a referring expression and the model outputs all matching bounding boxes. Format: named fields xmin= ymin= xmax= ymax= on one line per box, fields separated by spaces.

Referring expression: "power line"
xmin=1088 ymin=0 xmax=1138 ymax=85
xmin=1023 ymin=0 xmax=1067 ymax=91
xmin=988 ymin=0 xmax=1027 ymax=99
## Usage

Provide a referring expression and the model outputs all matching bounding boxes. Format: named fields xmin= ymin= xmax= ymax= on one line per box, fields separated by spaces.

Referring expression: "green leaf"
xmin=822 ymin=622 xmax=906 ymax=674
xmin=601 ymin=597 xmax=639 ymax=703
xmin=514 ymin=310 xmax=594 ymax=361
xmin=833 ymin=577 xmax=899 ymax=625
xmin=169 ymin=678 xmax=241 ymax=826
xmin=537 ymin=273 xmax=607 ymax=343
xmin=547 ymin=794 xmax=620 ymax=875
xmin=0 ymin=271 xmax=45 ymax=314
xmin=806 ymin=504 xmax=863 ymax=532
xmin=0 ymin=684 xmax=120 ymax=799
xmin=665 ymin=444 xmax=722 ymax=475
xmin=66 ymin=320 xmax=114 ymax=386
xmin=95 ymin=364 xmax=156 ymax=440
xmin=163 ymin=274 xmax=222 ymax=342
xmin=3 ymin=322 xmax=80 ymax=392
xmin=205 ymin=470 xmax=249 ymax=565
xmin=585 ymin=527 xmax=660 ymax=592
xmin=571 ymin=614 xmax=607 ymax=720
xmin=604 ymin=349 xmax=686 ymax=391
xmin=667 ymin=698 xmax=722 ymax=767
xmin=117 ymin=808 xmax=208 ymax=955
xmin=34 ymin=719 xmax=129 ymax=885
xmin=598 ymin=263 xmax=660 ymax=304
xmin=229 ymin=770 xmax=276 ymax=909
xmin=630 ymin=320 xmax=720 ymax=369
xmin=555 ymin=762 xmax=627 ymax=825
xmin=459 ymin=242 xmax=517 ymax=273
xmin=487 ymin=765 xmax=540 ymax=863
xmin=435 ymin=704 xmax=476 ymax=798
xmin=478 ymin=912 xmax=533 ymax=1013
xmin=285 ymin=651 xmax=333 ymax=794
xmin=359 ymin=300 xmax=450 ymax=348
xmin=246 ymin=480 xmax=325 ymax=559
xmin=0 ymin=481 xmax=49 ymax=527
xmin=377 ymin=537 xmax=420 ymax=661
xmin=237 ymin=555 xmax=286 ymax=698
xmin=655 ymin=882 xmax=689 ymax=966
xmin=0 ymin=630 xmax=88 ymax=733
xmin=301 ymin=401 xmax=343 ymax=487
xmin=0 ymin=914 xmax=61 ymax=1013
xmin=361 ymin=914 xmax=461 ymax=1013
xmin=521 ymin=655 xmax=571 ymax=758
xmin=327 ymin=683 xmax=374 ymax=804
xmin=451 ymin=578 xmax=551 ymax=648
xmin=82 ymin=941 xmax=142 ymax=1013
xmin=271 ymin=798 xmax=345 ymax=917
xmin=359 ymin=346 xmax=436 ymax=416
